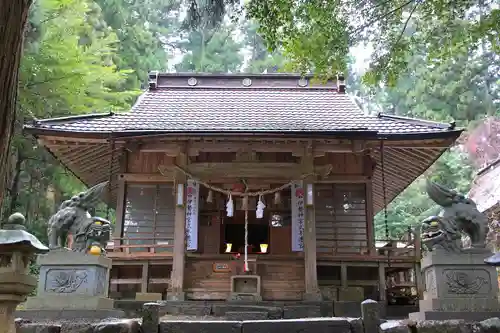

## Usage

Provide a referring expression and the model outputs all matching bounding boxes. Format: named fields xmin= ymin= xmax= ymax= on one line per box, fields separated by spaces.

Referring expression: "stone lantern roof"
xmin=0 ymin=213 xmax=49 ymax=253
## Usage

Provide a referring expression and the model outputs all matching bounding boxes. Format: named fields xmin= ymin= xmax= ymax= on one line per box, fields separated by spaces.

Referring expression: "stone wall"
xmin=16 ymin=316 xmax=500 ymax=333
xmin=14 ymin=301 xmax=500 ymax=333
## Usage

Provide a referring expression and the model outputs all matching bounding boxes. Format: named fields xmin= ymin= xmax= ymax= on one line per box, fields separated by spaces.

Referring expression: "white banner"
xmin=291 ymin=180 xmax=305 ymax=251
xmin=185 ymin=179 xmax=199 ymax=251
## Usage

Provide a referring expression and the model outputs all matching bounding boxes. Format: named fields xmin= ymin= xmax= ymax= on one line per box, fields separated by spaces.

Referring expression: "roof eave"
xmin=24 ymin=127 xmax=464 ymax=142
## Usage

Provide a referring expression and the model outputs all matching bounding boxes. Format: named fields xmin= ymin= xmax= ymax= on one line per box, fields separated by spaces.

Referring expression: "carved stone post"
xmin=0 ymin=213 xmax=49 ymax=333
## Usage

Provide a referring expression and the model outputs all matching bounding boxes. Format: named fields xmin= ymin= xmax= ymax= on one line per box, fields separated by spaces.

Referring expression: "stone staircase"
xmin=158 ymin=301 xmax=328 ymax=320
xmin=115 ymin=299 xmax=416 ymax=320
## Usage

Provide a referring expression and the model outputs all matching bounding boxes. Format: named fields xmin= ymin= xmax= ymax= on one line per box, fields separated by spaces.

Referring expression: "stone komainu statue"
xmin=47 ymin=181 xmax=111 ymax=254
xmin=420 ymin=180 xmax=489 ymax=253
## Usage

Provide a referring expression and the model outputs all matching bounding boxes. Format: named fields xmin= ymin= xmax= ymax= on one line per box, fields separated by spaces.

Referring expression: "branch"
xmin=23 ymin=72 xmax=83 ymax=88
xmin=37 ymin=4 xmax=72 ymax=25
xmin=394 ymin=1 xmax=420 ymax=47
xmin=352 ymin=0 xmax=416 ymax=36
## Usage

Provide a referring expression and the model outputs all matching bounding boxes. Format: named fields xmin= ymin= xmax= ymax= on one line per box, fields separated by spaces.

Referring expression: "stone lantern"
xmin=0 ymin=212 xmax=49 ymax=333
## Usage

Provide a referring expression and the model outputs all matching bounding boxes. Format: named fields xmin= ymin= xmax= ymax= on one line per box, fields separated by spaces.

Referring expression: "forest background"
xmin=1 ymin=0 xmax=498 ymax=245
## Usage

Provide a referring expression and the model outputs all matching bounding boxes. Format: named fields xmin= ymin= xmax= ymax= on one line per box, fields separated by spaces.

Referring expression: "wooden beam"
xmin=365 ymin=181 xmax=375 ymax=255
xmin=187 ymin=162 xmax=301 ymax=179
xmin=169 ymin=150 xmax=187 ymax=300
xmin=141 ymin=262 xmax=149 ymax=293
xmin=378 ymin=263 xmax=387 ymax=302
xmin=38 ymin=135 xmax=109 ymax=144
xmin=114 ymin=179 xmax=126 ymax=244
xmin=119 ymin=173 xmax=173 ymax=182
xmin=302 ymin=144 xmax=322 ymax=301
xmin=316 ymin=175 xmax=369 ymax=183
xmin=340 ymin=263 xmax=348 ymax=289
xmin=140 ymin=141 xmax=368 ymax=156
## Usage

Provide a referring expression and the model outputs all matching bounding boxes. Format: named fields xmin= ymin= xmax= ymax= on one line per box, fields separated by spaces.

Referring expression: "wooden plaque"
xmin=213 ymin=262 xmax=231 ymax=272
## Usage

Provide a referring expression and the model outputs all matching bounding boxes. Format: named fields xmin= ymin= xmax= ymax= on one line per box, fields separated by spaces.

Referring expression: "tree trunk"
xmin=0 ymin=0 xmax=32 ymax=209
xmin=8 ymin=149 xmax=23 ymax=216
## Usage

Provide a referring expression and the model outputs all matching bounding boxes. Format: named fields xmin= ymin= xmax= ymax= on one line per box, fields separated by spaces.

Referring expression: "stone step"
xmin=212 ymin=304 xmax=282 ymax=319
xmin=225 ymin=311 xmax=269 ymax=321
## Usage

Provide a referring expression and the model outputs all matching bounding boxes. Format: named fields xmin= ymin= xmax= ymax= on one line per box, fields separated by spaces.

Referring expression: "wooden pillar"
xmin=168 ymin=151 xmax=187 ymax=300
xmin=113 ymin=179 xmax=126 ymax=247
xmin=113 ymin=148 xmax=128 ymax=248
xmin=340 ymin=263 xmax=348 ymax=289
xmin=302 ymin=146 xmax=321 ymax=300
xmin=414 ymin=262 xmax=424 ymax=299
xmin=378 ymin=263 xmax=386 ymax=302
xmin=141 ymin=262 xmax=149 ymax=293
xmin=365 ymin=181 xmax=375 ymax=255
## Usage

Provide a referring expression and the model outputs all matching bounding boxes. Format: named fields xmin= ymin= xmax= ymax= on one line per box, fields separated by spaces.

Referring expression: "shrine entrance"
xmin=221 ymin=210 xmax=270 ymax=254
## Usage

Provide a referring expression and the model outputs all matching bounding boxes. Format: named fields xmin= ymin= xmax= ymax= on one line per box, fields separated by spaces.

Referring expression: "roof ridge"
xmin=29 ymin=112 xmax=114 ymax=126
xmin=477 ymin=155 xmax=500 ymax=176
xmin=378 ymin=113 xmax=457 ymax=130
xmin=149 ymin=86 xmax=341 ymax=91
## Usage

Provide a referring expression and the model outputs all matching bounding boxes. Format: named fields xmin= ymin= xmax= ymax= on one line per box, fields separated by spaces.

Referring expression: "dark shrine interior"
xmin=220 ymin=210 xmax=270 ymax=254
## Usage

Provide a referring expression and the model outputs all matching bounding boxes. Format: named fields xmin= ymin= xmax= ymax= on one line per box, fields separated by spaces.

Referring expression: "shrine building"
xmin=24 ymin=72 xmax=462 ymax=305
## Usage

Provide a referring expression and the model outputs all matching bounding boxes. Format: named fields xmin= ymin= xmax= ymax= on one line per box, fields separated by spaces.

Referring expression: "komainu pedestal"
xmin=409 ymin=249 xmax=500 ymax=321
xmin=21 ymin=250 xmax=124 ymax=320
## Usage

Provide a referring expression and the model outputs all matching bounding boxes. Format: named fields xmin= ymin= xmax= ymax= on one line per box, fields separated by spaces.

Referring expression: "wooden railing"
xmin=110 ymin=277 xmax=170 ymax=286
xmin=106 ymin=237 xmax=174 ymax=257
xmin=316 ymin=234 xmax=421 ymax=261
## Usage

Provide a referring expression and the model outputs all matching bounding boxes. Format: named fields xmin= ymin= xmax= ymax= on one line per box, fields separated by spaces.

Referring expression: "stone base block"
xmin=212 ymin=304 xmax=282 ymax=319
xmin=333 ymin=301 xmax=361 ymax=317
xmin=15 ymin=309 xmax=125 ymax=321
xmin=166 ymin=291 xmax=185 ymax=301
xmin=303 ymin=291 xmax=323 ymax=301
xmin=16 ymin=323 xmax=61 ymax=333
xmin=25 ymin=295 xmax=114 ymax=310
xmin=241 ymin=318 xmax=352 ymax=333
xmin=229 ymin=275 xmax=262 ymax=302
xmin=225 ymin=311 xmax=269 ymax=320
xmin=160 ymin=321 xmax=242 ymax=333
xmin=409 ymin=310 xmax=500 ymax=322
xmin=228 ymin=293 xmax=263 ymax=302
xmin=338 ymin=287 xmax=364 ymax=302
xmin=135 ymin=292 xmax=162 ymax=301
xmin=283 ymin=305 xmax=322 ymax=319
xmin=162 ymin=301 xmax=211 ymax=316
xmin=419 ymin=297 xmax=500 ymax=312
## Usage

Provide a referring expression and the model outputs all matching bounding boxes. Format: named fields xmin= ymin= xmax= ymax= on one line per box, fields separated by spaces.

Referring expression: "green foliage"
xmin=175 ymin=25 xmax=244 ymax=72
xmin=245 ymin=0 xmax=499 ymax=85
xmin=1 ymin=0 xmax=139 ymax=241
xmin=367 ymin=34 xmax=498 ymax=239
xmin=242 ymin=21 xmax=286 ymax=73
xmin=374 ymin=150 xmax=474 ymax=239
xmin=92 ymin=0 xmax=180 ymax=88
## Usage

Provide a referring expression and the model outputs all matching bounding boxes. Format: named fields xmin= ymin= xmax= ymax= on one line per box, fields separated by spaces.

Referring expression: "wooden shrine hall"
xmin=24 ymin=72 xmax=462 ymax=304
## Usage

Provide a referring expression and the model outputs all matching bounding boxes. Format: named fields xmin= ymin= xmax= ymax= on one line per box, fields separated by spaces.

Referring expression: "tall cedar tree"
xmin=0 ymin=0 xmax=33 ymax=208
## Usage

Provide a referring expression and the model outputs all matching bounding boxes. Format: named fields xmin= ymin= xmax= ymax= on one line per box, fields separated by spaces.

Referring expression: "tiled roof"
xmin=468 ymin=158 xmax=500 ymax=213
xmin=26 ymin=74 xmax=457 ymax=137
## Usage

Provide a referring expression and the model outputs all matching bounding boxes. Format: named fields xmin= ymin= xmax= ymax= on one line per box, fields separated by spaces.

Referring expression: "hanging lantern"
xmin=206 ymin=190 xmax=213 ymax=203
xmin=274 ymin=191 xmax=281 ymax=206
xmin=256 ymin=195 xmax=266 ymax=219
xmin=226 ymin=194 xmax=234 ymax=217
